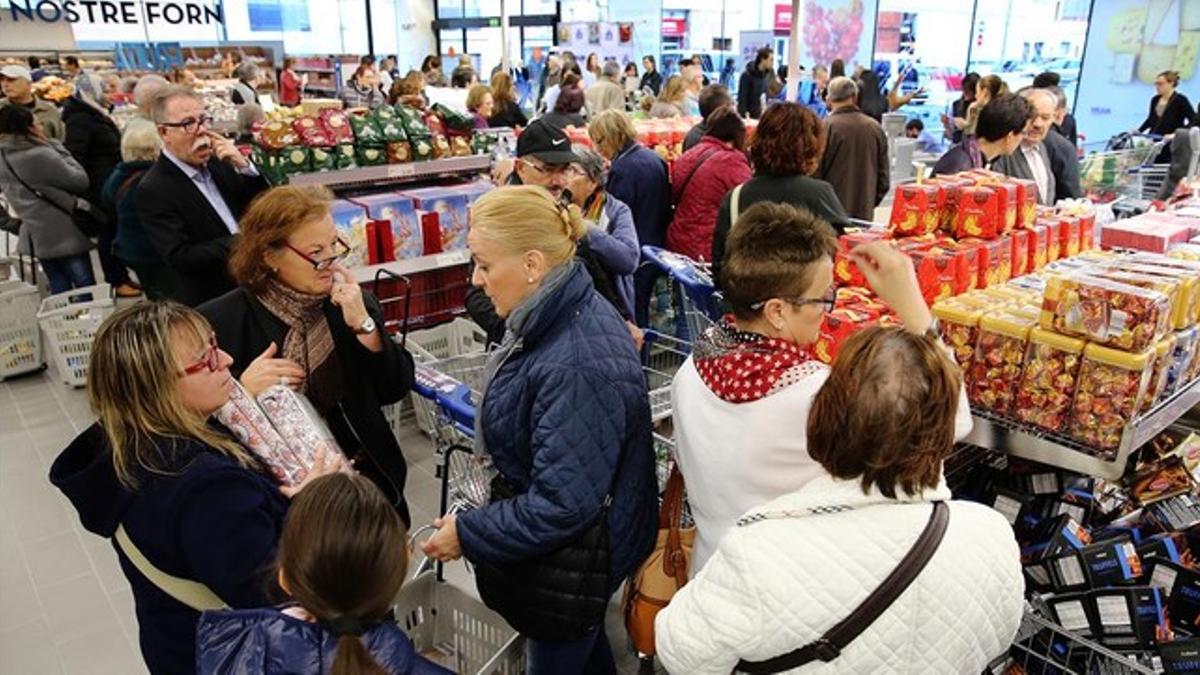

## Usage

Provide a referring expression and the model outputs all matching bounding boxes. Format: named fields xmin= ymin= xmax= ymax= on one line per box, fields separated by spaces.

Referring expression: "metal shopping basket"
xmin=643 ymin=329 xmax=691 ymax=423
xmin=383 ymin=318 xmax=489 ymax=441
xmin=641 ymin=246 xmax=723 ymax=343
xmin=0 ymin=280 xmax=42 ymax=381
xmin=984 ymin=607 xmax=1158 ymax=674
xmin=35 ymin=284 xmax=115 ymax=388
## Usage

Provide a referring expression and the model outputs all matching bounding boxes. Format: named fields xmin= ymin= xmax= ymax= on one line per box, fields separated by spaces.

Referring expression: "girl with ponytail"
xmin=195 ymin=473 xmax=451 ymax=675
xmin=421 ymin=184 xmax=658 ymax=673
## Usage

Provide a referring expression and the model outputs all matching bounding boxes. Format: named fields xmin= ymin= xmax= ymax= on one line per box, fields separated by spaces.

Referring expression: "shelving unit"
xmin=351 ymin=250 xmax=471 ymax=284
xmin=289 ymin=55 xmax=360 ymax=100
xmin=288 ymin=155 xmax=491 ymax=190
xmin=962 ymin=379 xmax=1200 ymax=480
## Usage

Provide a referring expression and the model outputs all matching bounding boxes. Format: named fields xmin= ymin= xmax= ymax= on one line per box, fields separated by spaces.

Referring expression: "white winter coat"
xmin=654 ymin=474 xmax=1024 ymax=675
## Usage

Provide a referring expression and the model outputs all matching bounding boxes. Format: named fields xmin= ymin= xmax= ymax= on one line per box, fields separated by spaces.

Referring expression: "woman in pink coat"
xmin=667 ymin=106 xmax=753 ymax=262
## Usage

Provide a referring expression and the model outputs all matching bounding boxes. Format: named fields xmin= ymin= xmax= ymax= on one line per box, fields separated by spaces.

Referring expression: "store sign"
xmin=661 ymin=17 xmax=686 ymax=38
xmin=1 ymin=0 xmax=224 ymax=26
xmin=773 ymin=4 xmax=791 ymax=32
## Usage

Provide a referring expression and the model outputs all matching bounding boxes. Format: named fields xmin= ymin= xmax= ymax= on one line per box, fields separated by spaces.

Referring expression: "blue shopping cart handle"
xmin=641 ymin=246 xmax=714 ymax=291
xmin=434 ymin=383 xmax=477 ymax=430
xmin=413 ymin=363 xmax=469 ymax=400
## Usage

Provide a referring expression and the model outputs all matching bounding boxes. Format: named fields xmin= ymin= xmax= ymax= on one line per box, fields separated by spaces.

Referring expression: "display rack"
xmin=287 ymin=155 xmax=491 ymax=190
xmin=351 ymin=250 xmax=470 ymax=284
xmin=962 ymin=379 xmax=1200 ymax=480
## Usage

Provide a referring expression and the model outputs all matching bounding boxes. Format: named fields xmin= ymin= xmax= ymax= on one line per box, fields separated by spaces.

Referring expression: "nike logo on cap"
xmin=551 ymin=138 xmax=566 ymax=146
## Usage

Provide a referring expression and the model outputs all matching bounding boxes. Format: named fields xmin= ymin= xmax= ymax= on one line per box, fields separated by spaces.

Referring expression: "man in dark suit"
xmin=1032 ymin=72 xmax=1078 ymax=146
xmin=1042 ymin=89 xmax=1082 ymax=201
xmin=136 ymin=85 xmax=267 ymax=305
xmin=993 ymin=88 xmax=1057 ymax=207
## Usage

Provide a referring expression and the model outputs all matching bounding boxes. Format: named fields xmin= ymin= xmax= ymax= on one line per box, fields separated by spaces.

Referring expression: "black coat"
xmin=738 ymin=67 xmax=766 ymax=119
xmin=135 ymin=155 xmax=268 ymax=306
xmin=488 ymin=100 xmax=528 ymax=128
xmin=640 ymin=70 xmax=663 ymax=96
xmin=1044 ymin=128 xmax=1082 ymax=201
xmin=199 ymin=287 xmax=415 ymax=525
xmin=61 ymin=97 xmax=122 ymax=208
xmin=1140 ymin=92 xmax=1196 ymax=137
xmin=1055 ymin=114 xmax=1078 ymax=147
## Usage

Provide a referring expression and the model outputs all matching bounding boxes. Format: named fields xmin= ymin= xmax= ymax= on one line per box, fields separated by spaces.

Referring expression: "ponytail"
xmin=331 ymin=634 xmax=389 ymax=675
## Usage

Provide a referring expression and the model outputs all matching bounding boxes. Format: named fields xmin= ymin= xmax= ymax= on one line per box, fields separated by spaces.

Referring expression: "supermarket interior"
xmin=17 ymin=0 xmax=1200 ymax=673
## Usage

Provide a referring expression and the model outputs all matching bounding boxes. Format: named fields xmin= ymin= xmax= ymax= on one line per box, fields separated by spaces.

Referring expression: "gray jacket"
xmin=0 ymin=98 xmax=65 ymax=141
xmin=992 ymin=142 xmax=1057 ymax=206
xmin=0 ymin=135 xmax=92 ymax=259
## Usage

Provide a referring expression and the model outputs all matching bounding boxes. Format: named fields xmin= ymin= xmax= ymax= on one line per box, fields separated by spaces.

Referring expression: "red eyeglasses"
xmin=180 ymin=335 xmax=221 ymax=376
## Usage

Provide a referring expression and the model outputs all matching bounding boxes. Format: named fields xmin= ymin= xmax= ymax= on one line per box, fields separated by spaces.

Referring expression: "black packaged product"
xmin=1149 ymin=560 xmax=1200 ymax=635
xmin=1019 ymin=495 xmax=1094 ymax=531
xmin=1138 ymin=532 xmax=1191 ymax=571
xmin=1134 ymin=586 xmax=1171 ymax=647
xmin=1161 ymin=637 xmax=1200 ymax=674
xmin=989 ymin=488 xmax=1028 ymax=527
xmin=1088 ymin=587 xmax=1141 ymax=651
xmin=1021 ymin=513 xmax=1091 ymax=565
xmin=1043 ymin=536 xmax=1141 ymax=592
xmin=1148 ymin=494 xmax=1200 ymax=532
xmin=1047 ymin=592 xmax=1098 ymax=640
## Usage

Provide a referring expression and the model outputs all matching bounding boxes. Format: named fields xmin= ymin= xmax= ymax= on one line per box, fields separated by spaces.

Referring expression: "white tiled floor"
xmin=0 ymin=368 xmax=453 ymax=675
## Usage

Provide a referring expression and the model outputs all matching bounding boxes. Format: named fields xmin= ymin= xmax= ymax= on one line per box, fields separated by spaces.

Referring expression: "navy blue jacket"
xmin=50 ymin=424 xmax=288 ymax=675
xmin=102 ymin=160 xmax=165 ymax=265
xmin=457 ymin=262 xmax=658 ymax=592
xmin=196 ymin=608 xmax=452 ymax=674
xmin=607 ymin=140 xmax=673 ymax=248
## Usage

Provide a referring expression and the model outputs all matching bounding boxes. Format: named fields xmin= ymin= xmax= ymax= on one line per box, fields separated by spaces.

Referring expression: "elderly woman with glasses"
xmin=670 ymin=202 xmax=973 ymax=576
xmin=198 ymin=185 xmax=416 ymax=525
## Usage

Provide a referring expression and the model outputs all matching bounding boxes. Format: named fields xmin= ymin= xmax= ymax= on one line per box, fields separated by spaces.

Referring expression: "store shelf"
xmin=288 ymin=155 xmax=491 ymax=190
xmin=295 ymin=67 xmax=335 ymax=74
xmin=351 ymin=250 xmax=470 ymax=284
xmin=962 ymin=379 xmax=1200 ymax=479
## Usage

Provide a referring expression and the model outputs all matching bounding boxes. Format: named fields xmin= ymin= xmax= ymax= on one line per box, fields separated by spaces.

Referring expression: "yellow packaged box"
xmin=1145 ymin=334 xmax=1178 ymax=414
xmin=1069 ymin=344 xmax=1155 ymax=455
xmin=1041 ymin=274 xmax=1172 ymax=353
xmin=933 ymin=301 xmax=984 ymax=372
xmin=1015 ymin=328 xmax=1086 ymax=433
xmin=970 ymin=311 xmax=1037 ymax=415
xmin=1093 ymin=270 xmax=1184 ymax=333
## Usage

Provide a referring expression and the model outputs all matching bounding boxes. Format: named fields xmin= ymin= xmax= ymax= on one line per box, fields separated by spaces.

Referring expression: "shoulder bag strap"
xmin=114 ymin=524 xmax=229 ymax=612
xmin=0 ymin=148 xmax=74 ymax=218
xmin=730 ymin=184 xmax=744 ymax=226
xmin=115 ymin=169 xmax=146 ymax=204
xmin=734 ymin=501 xmax=950 ymax=674
xmin=674 ymin=147 xmax=721 ymax=205
xmin=660 ymin=465 xmax=689 ymax=587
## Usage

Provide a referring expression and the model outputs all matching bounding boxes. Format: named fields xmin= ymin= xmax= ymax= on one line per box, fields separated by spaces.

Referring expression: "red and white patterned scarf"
xmin=693 ymin=321 xmax=820 ymax=403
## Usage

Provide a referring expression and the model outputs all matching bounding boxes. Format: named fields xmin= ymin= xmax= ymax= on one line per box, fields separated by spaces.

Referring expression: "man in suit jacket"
xmin=993 ymin=88 xmax=1057 ymax=207
xmin=136 ymin=85 xmax=267 ymax=305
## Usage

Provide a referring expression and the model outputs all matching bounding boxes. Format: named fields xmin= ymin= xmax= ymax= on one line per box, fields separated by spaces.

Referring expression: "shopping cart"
xmin=382 ymin=317 xmax=489 ymax=441
xmin=643 ymin=329 xmax=691 ymax=423
xmin=0 ymin=280 xmax=42 ymax=381
xmin=985 ymin=606 xmax=1158 ymax=674
xmin=1080 ymin=133 xmax=1165 ymax=203
xmin=36 ymin=284 xmax=115 ymax=388
xmin=641 ymin=246 xmax=723 ymax=343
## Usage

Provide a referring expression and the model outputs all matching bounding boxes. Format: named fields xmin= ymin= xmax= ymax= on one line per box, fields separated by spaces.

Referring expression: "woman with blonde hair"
xmin=965 ymin=74 xmax=1008 ymax=133
xmin=487 ymin=70 xmax=528 ymax=128
xmin=51 ymin=301 xmax=341 ymax=674
xmin=199 ymin=185 xmax=416 ymax=524
xmin=421 ymin=185 xmax=657 ymax=674
xmin=650 ymin=74 xmax=688 ymax=118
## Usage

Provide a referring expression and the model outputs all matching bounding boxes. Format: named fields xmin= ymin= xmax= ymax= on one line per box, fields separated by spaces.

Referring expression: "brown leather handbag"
xmin=623 ymin=464 xmax=695 ymax=655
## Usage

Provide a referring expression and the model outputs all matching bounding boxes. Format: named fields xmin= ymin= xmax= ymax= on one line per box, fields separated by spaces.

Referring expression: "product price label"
xmin=993 ymin=495 xmax=1022 ymax=524
xmin=387 ymin=164 xmax=416 ymax=179
xmin=1056 ymin=556 xmax=1087 ymax=588
xmin=1055 ymin=599 xmax=1090 ymax=631
xmin=1151 ymin=565 xmax=1178 ymax=592
xmin=1096 ymin=595 xmax=1132 ymax=630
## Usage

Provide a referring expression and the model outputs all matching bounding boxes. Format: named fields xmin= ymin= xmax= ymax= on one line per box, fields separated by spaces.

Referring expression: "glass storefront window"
xmin=465 ymin=0 xmax=504 ymax=18
xmin=967 ymin=0 xmax=1087 ymax=104
xmin=439 ymin=0 xmax=466 ymax=19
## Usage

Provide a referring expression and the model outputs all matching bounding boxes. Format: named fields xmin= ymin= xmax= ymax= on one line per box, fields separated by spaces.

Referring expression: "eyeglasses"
xmin=523 ymin=159 xmax=572 ymax=177
xmin=159 ymin=114 xmax=213 ymax=134
xmin=180 ymin=335 xmax=221 ymax=376
xmin=285 ymin=237 xmax=351 ymax=271
xmin=749 ymin=286 xmax=837 ymax=313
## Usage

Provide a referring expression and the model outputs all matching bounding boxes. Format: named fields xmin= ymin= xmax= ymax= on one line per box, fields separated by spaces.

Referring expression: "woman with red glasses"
xmin=51 ymin=301 xmax=343 ymax=674
xmin=198 ymin=184 xmax=417 ymax=525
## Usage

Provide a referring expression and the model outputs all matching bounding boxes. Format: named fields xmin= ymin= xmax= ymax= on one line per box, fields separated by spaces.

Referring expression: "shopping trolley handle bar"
xmin=640 ymin=246 xmax=715 ymax=287
xmin=433 ymin=383 xmax=477 ymax=429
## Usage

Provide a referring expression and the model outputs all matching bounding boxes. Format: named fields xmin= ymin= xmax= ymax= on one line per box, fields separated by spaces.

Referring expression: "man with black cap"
xmin=467 ymin=119 xmax=634 ymax=345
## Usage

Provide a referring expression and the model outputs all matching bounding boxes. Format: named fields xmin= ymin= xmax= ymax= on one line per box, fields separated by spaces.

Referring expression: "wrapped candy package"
xmin=216 ymin=381 xmax=307 ymax=486
xmin=1068 ymin=344 xmax=1154 ymax=455
xmin=1144 ymin=335 xmax=1178 ymax=414
xmin=970 ymin=311 xmax=1037 ymax=414
xmin=256 ymin=385 xmax=349 ymax=485
xmin=1041 ymin=274 xmax=1172 ymax=353
xmin=933 ymin=300 xmax=984 ymax=372
xmin=1015 ymin=328 xmax=1086 ymax=433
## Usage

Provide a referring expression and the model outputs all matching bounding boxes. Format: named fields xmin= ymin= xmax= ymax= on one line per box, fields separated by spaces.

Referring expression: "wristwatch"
xmin=354 ymin=316 xmax=377 ymax=335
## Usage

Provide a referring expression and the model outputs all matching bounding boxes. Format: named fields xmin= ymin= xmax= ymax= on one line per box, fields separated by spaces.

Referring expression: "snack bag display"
xmin=256 ymin=385 xmax=350 ymax=485
xmin=292 ymin=116 xmax=334 ymax=147
xmin=932 ymin=300 xmax=984 ymax=372
xmin=372 ymin=108 xmax=409 ymax=143
xmin=318 ymin=109 xmax=354 ymax=144
xmin=348 ymin=113 xmax=385 ymax=146
xmin=1144 ymin=335 xmax=1178 ymax=414
xmin=450 ymin=135 xmax=473 ymax=157
xmin=386 ymin=141 xmax=413 ymax=163
xmin=355 ymin=145 xmax=388 ymax=166
xmin=956 ymin=186 xmax=1005 ymax=240
xmin=278 ymin=146 xmax=312 ymax=176
xmin=889 ymin=184 xmax=942 ymax=237
xmin=351 ymin=193 xmax=424 ymax=262
xmin=970 ymin=311 xmax=1037 ymax=414
xmin=1041 ymin=274 xmax=1172 ymax=353
xmin=395 ymin=104 xmax=432 ymax=138
xmin=1068 ymin=344 xmax=1154 ymax=454
xmin=216 ymin=381 xmax=301 ymax=485
xmin=256 ymin=119 xmax=300 ymax=150
xmin=309 ymin=146 xmax=337 ymax=172
xmin=1015 ymin=328 xmax=1086 ymax=433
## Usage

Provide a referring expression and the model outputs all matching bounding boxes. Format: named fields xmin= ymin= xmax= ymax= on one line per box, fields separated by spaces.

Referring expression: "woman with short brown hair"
xmin=710 ymin=102 xmax=849 ymax=282
xmin=658 ymin=325 xmax=1023 ymax=674
xmin=199 ymin=185 xmax=416 ymax=524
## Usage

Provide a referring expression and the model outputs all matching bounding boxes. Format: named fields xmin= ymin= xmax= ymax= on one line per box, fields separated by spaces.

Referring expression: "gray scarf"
xmin=474 ymin=260 xmax=580 ymax=459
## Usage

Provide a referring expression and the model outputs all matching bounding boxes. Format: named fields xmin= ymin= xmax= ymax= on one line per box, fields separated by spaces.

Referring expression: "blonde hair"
xmin=469 ymin=185 xmax=585 ymax=267
xmin=120 ymin=120 xmax=162 ymax=162
xmin=659 ymin=75 xmax=686 ymax=104
xmin=466 ymin=84 xmax=492 ymax=113
xmin=589 ymin=108 xmax=638 ymax=152
xmin=87 ymin=302 xmax=256 ymax=489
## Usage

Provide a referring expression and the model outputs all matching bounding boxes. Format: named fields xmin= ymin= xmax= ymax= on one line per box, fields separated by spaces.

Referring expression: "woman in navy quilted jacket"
xmin=422 ymin=185 xmax=658 ymax=674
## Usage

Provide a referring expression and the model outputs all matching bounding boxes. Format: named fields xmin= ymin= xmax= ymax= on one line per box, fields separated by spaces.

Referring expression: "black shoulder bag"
xmin=0 ymin=148 xmax=108 ymax=238
xmin=734 ymin=501 xmax=950 ymax=674
xmin=473 ymin=446 xmax=631 ymax=642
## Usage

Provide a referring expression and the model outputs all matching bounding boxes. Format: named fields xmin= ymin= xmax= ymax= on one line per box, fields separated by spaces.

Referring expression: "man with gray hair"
xmin=993 ymin=87 xmax=1059 ymax=206
xmin=817 ymin=75 xmax=889 ymax=221
xmin=1041 ymin=86 xmax=1082 ymax=200
xmin=231 ymin=62 xmax=260 ymax=105
xmin=586 ymin=60 xmax=626 ymax=116
xmin=135 ymin=85 xmax=267 ymax=305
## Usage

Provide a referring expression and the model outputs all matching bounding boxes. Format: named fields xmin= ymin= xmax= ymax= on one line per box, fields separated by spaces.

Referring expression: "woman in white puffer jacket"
xmin=655 ymin=323 xmax=1024 ymax=674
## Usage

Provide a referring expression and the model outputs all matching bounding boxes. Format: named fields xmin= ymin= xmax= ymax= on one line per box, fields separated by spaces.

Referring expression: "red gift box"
xmin=955 ymin=186 xmax=1006 ymax=240
xmin=812 ymin=308 xmax=882 ymax=365
xmin=1028 ymin=224 xmax=1050 ymax=272
xmin=838 ymin=230 xmax=890 ymax=251
xmin=1005 ymin=177 xmax=1038 ymax=230
xmin=833 ymin=250 xmax=866 ymax=288
xmin=1040 ymin=218 xmax=1063 ymax=262
xmin=1011 ymin=229 xmax=1030 ymax=278
xmin=889 ymin=184 xmax=943 ymax=238
xmin=908 ymin=244 xmax=977 ymax=304
xmin=1079 ymin=212 xmax=1096 ymax=251
xmin=1100 ymin=212 xmax=1194 ymax=253
xmin=1059 ymin=216 xmax=1081 ymax=259
xmin=965 ymin=170 xmax=1019 ymax=234
xmin=962 ymin=237 xmax=1012 ymax=288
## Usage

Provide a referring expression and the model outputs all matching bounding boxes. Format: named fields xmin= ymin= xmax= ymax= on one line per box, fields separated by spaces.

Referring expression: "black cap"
xmin=516 ymin=118 xmax=578 ymax=164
